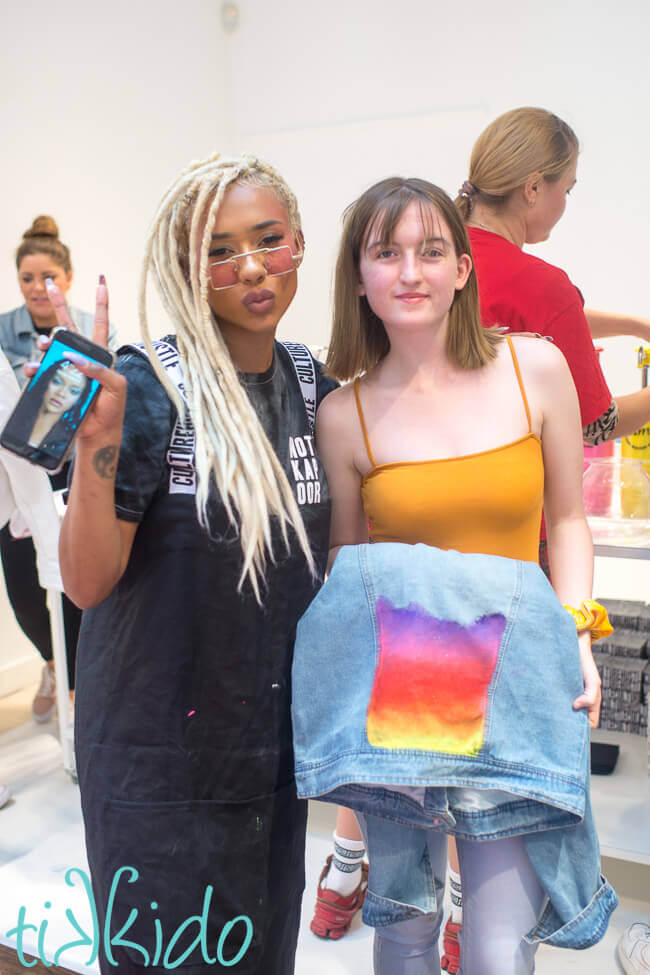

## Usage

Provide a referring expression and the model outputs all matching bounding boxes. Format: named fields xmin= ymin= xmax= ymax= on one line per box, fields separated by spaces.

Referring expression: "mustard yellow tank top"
xmin=356 ymin=338 xmax=544 ymax=562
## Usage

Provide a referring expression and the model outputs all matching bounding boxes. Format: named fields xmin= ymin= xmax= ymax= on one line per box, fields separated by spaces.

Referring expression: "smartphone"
xmin=0 ymin=328 xmax=115 ymax=474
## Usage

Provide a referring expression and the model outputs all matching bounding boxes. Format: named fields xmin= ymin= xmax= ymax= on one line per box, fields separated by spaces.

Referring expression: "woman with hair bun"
xmin=2 ymin=216 xmax=103 ymax=377
xmin=0 ymin=216 xmax=115 ymax=722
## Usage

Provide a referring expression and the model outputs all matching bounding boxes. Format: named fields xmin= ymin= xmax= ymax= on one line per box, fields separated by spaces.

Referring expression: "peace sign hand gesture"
xmin=26 ymin=276 xmax=126 ymax=444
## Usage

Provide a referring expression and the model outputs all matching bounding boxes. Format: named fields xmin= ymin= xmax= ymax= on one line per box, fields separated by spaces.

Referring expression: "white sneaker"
xmin=618 ymin=923 xmax=650 ymax=974
xmin=32 ymin=663 xmax=57 ymax=723
xmin=0 ymin=784 xmax=10 ymax=808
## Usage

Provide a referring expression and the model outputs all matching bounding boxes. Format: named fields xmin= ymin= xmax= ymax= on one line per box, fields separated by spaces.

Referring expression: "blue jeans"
xmin=358 ymin=812 xmax=545 ymax=975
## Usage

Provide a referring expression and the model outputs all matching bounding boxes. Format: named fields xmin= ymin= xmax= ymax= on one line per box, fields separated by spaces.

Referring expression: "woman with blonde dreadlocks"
xmin=53 ymin=153 xmax=337 ymax=975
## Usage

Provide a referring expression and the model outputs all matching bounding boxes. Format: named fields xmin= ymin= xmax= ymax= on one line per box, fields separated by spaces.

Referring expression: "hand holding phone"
xmin=0 ymin=329 xmax=116 ymax=472
xmin=2 ymin=277 xmax=126 ymax=472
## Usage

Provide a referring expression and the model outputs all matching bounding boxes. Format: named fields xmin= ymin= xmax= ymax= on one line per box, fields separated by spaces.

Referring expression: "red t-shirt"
xmin=468 ymin=226 xmax=612 ymax=427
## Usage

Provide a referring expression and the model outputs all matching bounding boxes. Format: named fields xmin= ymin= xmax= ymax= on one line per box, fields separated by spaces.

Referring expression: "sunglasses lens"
xmin=265 ymin=246 xmax=294 ymax=274
xmin=209 ymin=262 xmax=239 ymax=289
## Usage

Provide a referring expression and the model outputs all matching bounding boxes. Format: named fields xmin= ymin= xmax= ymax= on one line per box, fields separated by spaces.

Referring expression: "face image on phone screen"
xmin=2 ymin=339 xmax=101 ymax=468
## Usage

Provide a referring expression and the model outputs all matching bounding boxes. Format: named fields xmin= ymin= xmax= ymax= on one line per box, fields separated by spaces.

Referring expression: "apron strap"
xmin=280 ymin=342 xmax=317 ymax=433
xmin=123 ymin=341 xmax=196 ymax=496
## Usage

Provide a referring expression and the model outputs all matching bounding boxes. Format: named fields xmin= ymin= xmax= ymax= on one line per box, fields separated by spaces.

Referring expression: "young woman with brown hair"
xmin=304 ymin=175 xmax=614 ymax=974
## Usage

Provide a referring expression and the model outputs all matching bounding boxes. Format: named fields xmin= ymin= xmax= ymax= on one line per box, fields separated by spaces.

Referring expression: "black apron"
xmin=75 ymin=342 xmax=331 ymax=974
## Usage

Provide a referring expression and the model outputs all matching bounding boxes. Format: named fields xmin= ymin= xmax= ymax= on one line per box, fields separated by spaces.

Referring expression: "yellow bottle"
xmin=621 ymin=347 xmax=650 ymax=522
xmin=621 ymin=347 xmax=650 ymax=477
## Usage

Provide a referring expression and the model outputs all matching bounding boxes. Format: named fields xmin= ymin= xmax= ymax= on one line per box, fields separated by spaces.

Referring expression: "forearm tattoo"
xmin=92 ymin=445 xmax=119 ymax=479
xmin=583 ymin=400 xmax=619 ymax=446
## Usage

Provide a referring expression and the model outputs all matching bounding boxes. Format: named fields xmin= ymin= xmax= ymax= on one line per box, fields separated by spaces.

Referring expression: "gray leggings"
xmin=372 ymin=834 xmax=546 ymax=975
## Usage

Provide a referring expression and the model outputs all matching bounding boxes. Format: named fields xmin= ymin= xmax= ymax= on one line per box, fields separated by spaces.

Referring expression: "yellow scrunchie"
xmin=563 ymin=600 xmax=613 ymax=641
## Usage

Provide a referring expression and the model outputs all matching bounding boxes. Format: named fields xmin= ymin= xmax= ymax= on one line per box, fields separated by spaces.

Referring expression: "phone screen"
xmin=1 ymin=335 xmax=108 ymax=471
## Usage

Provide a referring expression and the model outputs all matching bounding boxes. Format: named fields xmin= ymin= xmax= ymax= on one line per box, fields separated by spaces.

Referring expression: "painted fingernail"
xmin=99 ymin=274 xmax=106 ymax=285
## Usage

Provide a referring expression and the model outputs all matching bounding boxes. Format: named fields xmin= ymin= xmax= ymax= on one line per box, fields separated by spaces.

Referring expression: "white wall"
xmin=1 ymin=0 xmax=649 ymax=687
xmin=0 ymin=0 xmax=232 ymax=343
xmin=220 ymin=0 xmax=650 ymax=398
xmin=219 ymin=0 xmax=650 ymax=600
xmin=0 ymin=0 xmax=232 ymax=686
xmin=2 ymin=0 xmax=648 ymax=375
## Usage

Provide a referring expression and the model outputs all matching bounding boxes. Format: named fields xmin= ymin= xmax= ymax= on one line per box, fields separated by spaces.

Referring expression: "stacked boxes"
xmin=593 ymin=598 xmax=649 ymax=737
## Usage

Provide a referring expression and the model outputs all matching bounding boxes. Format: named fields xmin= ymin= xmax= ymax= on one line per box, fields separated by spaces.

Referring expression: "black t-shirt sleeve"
xmin=315 ymin=360 xmax=339 ymax=405
xmin=113 ymin=351 xmax=175 ymax=522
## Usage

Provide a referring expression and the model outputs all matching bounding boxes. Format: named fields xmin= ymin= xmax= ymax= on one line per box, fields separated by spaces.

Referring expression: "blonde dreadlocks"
xmin=138 ymin=152 xmax=314 ymax=602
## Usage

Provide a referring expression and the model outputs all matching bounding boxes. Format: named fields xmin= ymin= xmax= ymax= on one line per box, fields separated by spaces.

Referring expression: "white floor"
xmin=0 ymin=719 xmax=648 ymax=974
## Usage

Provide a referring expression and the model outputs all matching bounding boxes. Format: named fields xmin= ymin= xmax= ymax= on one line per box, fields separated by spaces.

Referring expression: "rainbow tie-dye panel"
xmin=367 ymin=597 xmax=506 ymax=756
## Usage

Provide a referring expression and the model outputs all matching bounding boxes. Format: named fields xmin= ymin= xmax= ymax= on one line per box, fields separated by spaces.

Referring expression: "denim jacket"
xmin=0 ymin=304 xmax=116 ymax=388
xmin=292 ymin=543 xmax=617 ymax=949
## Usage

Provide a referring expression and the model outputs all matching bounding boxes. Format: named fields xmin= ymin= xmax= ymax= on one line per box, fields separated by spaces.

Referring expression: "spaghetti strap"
xmin=506 ymin=336 xmax=532 ymax=433
xmin=353 ymin=379 xmax=377 ymax=468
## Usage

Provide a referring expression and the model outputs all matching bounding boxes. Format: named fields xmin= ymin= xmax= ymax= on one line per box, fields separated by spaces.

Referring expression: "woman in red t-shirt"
xmin=436 ymin=106 xmax=650 ymax=975
xmin=456 ymin=107 xmax=650 ymax=448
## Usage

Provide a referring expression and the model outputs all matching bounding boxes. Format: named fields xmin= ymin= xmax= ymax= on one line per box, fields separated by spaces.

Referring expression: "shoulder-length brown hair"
xmin=326 ymin=177 xmax=500 ymax=382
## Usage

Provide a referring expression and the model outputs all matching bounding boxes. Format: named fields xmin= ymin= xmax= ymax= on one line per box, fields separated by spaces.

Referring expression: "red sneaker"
xmin=441 ymin=917 xmax=461 ymax=974
xmin=310 ymin=854 xmax=368 ymax=940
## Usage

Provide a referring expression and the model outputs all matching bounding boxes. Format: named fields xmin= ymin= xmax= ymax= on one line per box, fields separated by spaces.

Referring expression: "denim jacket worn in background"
xmin=292 ymin=542 xmax=617 ymax=949
xmin=0 ymin=304 xmax=116 ymax=388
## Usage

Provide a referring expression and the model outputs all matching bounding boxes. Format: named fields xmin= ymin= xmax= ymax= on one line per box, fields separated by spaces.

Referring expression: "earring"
xmin=528 ymin=199 xmax=535 ymax=208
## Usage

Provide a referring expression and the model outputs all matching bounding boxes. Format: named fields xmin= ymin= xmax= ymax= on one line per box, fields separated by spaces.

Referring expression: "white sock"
xmin=449 ymin=866 xmax=463 ymax=924
xmin=323 ymin=830 xmax=366 ymax=897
